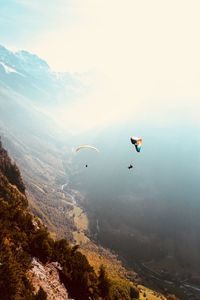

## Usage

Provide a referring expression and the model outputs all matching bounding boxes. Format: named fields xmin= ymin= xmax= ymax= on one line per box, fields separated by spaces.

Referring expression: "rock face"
xmin=28 ymin=258 xmax=69 ymax=300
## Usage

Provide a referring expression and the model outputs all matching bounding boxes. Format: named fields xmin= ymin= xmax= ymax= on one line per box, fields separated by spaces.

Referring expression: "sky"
xmin=1 ymin=0 xmax=200 ymax=131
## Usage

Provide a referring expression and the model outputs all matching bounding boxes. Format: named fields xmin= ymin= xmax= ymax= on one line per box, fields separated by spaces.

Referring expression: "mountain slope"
xmin=0 ymin=139 xmax=144 ymax=300
xmin=0 ymin=139 xmax=43 ymax=299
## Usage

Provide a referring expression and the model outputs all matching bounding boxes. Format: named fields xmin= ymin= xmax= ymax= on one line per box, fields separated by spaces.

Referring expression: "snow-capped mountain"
xmin=0 ymin=44 xmax=83 ymax=106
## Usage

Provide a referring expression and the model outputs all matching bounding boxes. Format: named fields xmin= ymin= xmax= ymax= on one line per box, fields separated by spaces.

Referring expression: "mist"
xmin=1 ymin=1 xmax=200 ymax=295
xmin=68 ymin=119 xmax=200 ymax=272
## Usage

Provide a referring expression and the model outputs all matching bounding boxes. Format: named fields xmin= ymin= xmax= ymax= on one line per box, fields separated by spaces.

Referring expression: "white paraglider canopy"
xmin=75 ymin=145 xmax=100 ymax=153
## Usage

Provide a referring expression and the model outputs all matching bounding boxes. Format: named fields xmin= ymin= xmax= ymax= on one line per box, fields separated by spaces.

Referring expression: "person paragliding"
xmin=75 ymin=145 xmax=99 ymax=168
xmin=130 ymin=136 xmax=142 ymax=152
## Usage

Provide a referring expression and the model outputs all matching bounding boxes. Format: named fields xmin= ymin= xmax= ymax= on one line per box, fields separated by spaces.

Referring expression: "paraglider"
xmin=75 ymin=145 xmax=100 ymax=153
xmin=128 ymin=164 xmax=133 ymax=169
xmin=130 ymin=136 xmax=142 ymax=152
xmin=75 ymin=145 xmax=99 ymax=168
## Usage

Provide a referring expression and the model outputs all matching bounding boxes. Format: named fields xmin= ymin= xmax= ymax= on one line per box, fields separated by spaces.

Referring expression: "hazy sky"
xmin=1 ymin=0 xmax=200 ymax=131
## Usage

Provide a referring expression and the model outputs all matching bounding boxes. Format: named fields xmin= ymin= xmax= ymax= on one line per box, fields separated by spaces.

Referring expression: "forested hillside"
xmin=0 ymin=139 xmax=141 ymax=300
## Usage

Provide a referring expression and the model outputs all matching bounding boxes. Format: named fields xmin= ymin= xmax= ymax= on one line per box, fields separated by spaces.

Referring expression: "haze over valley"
xmin=1 ymin=1 xmax=200 ymax=299
xmin=0 ymin=43 xmax=200 ymax=299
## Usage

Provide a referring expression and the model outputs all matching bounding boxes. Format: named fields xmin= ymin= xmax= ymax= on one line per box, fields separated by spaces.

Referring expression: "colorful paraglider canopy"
xmin=75 ymin=145 xmax=100 ymax=153
xmin=130 ymin=136 xmax=142 ymax=152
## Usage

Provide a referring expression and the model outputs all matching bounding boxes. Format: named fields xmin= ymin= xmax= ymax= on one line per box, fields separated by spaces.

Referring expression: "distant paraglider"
xmin=75 ymin=145 xmax=99 ymax=168
xmin=75 ymin=145 xmax=100 ymax=153
xmin=128 ymin=164 xmax=133 ymax=170
xmin=130 ymin=136 xmax=142 ymax=152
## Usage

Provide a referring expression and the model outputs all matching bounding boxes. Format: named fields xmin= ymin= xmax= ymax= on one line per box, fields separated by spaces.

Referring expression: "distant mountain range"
xmin=0 ymin=44 xmax=83 ymax=106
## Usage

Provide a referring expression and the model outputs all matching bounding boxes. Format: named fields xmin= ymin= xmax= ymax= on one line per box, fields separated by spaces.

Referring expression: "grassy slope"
xmin=72 ymin=208 xmax=167 ymax=300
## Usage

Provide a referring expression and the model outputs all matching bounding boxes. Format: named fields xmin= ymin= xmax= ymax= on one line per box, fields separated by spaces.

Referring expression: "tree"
xmin=98 ymin=265 xmax=110 ymax=299
xmin=130 ymin=285 xmax=139 ymax=299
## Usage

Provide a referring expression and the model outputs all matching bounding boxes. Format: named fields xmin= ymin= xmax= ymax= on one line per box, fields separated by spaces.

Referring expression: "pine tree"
xmin=98 ymin=265 xmax=110 ymax=299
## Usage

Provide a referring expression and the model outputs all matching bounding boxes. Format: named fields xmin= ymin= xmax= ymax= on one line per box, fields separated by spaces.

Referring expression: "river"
xmin=133 ymin=262 xmax=200 ymax=300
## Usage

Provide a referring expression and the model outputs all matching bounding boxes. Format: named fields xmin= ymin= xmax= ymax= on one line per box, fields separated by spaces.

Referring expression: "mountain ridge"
xmin=0 ymin=44 xmax=84 ymax=108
